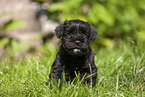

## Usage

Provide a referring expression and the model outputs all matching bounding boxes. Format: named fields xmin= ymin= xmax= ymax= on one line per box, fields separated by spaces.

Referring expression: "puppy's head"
xmin=55 ymin=19 xmax=97 ymax=56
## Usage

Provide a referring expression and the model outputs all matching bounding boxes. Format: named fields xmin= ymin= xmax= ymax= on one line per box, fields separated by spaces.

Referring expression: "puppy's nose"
xmin=75 ymin=40 xmax=81 ymax=44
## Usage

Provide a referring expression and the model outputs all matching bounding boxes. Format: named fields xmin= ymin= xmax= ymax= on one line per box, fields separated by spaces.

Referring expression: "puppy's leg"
xmin=50 ymin=54 xmax=63 ymax=87
xmin=81 ymin=64 xmax=97 ymax=87
xmin=89 ymin=63 xmax=97 ymax=87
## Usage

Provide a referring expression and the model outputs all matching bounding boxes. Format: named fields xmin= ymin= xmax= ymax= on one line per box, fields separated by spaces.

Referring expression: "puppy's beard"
xmin=63 ymin=44 xmax=88 ymax=56
xmin=68 ymin=48 xmax=81 ymax=56
xmin=64 ymin=47 xmax=82 ymax=56
xmin=73 ymin=49 xmax=81 ymax=55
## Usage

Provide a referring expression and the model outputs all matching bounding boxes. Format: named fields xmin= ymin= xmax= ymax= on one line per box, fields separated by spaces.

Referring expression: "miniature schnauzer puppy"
xmin=50 ymin=19 xmax=98 ymax=86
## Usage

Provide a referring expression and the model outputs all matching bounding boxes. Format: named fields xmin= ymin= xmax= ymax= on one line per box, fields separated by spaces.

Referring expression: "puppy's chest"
xmin=64 ymin=62 xmax=89 ymax=71
xmin=62 ymin=56 xmax=89 ymax=71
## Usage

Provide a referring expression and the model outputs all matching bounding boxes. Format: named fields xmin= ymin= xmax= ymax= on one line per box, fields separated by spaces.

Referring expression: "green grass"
xmin=0 ymin=41 xmax=144 ymax=97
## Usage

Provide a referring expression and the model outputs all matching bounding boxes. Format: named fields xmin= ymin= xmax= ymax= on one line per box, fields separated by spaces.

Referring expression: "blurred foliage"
xmin=48 ymin=0 xmax=145 ymax=47
xmin=0 ymin=13 xmax=27 ymax=56
xmin=0 ymin=19 xmax=26 ymax=32
xmin=0 ymin=38 xmax=9 ymax=48
xmin=8 ymin=40 xmax=30 ymax=53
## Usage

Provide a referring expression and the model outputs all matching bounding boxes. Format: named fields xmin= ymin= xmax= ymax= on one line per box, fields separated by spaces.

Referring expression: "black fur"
xmin=50 ymin=19 xmax=97 ymax=86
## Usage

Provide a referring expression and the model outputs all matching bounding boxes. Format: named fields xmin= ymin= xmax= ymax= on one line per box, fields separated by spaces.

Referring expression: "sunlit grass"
xmin=0 ymin=41 xmax=144 ymax=96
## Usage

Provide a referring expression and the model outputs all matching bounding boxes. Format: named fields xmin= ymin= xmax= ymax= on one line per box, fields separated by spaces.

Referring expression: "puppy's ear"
xmin=55 ymin=24 xmax=64 ymax=39
xmin=90 ymin=25 xmax=98 ymax=41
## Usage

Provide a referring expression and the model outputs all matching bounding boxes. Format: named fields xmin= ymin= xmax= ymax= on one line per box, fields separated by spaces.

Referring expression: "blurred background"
xmin=0 ymin=0 xmax=145 ymax=59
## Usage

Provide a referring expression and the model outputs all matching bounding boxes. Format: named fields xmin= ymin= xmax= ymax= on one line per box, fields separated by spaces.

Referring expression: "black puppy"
xmin=50 ymin=19 xmax=97 ymax=86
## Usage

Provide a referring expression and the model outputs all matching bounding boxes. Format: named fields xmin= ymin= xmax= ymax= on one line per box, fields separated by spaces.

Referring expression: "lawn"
xmin=0 ymin=41 xmax=144 ymax=97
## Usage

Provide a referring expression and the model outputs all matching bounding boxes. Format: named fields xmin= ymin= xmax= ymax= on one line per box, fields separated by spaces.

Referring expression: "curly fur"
xmin=50 ymin=19 xmax=98 ymax=86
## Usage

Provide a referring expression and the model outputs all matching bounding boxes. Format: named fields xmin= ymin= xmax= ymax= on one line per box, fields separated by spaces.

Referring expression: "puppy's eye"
xmin=64 ymin=31 xmax=72 ymax=36
xmin=66 ymin=30 xmax=73 ymax=35
xmin=64 ymin=30 xmax=70 ymax=34
xmin=69 ymin=32 xmax=73 ymax=35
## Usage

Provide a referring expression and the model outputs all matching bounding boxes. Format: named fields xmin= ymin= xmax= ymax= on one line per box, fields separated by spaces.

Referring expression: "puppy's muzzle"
xmin=73 ymin=49 xmax=81 ymax=55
